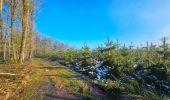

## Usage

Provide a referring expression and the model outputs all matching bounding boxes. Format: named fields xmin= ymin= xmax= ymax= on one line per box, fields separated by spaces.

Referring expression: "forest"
xmin=0 ymin=0 xmax=170 ymax=100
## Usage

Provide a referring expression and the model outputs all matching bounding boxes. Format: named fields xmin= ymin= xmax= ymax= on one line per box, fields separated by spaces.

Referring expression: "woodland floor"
xmin=0 ymin=58 xmax=132 ymax=100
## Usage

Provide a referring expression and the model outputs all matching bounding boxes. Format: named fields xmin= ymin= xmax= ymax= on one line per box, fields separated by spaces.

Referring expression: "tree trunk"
xmin=0 ymin=0 xmax=3 ymax=61
xmin=7 ymin=33 xmax=10 ymax=60
xmin=28 ymin=11 xmax=34 ymax=59
xmin=3 ymin=26 xmax=7 ymax=62
xmin=19 ymin=0 xmax=29 ymax=63
xmin=0 ymin=25 xmax=3 ymax=58
xmin=10 ymin=0 xmax=17 ymax=63
xmin=28 ymin=28 xmax=33 ymax=59
xmin=0 ymin=0 xmax=3 ymax=17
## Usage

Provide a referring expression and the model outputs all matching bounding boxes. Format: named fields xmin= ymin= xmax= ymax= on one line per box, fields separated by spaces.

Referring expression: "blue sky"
xmin=36 ymin=0 xmax=170 ymax=48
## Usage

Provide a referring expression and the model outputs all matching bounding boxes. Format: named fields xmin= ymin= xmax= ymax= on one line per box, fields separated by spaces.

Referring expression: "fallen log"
xmin=0 ymin=73 xmax=19 ymax=76
xmin=0 ymin=73 xmax=25 ymax=78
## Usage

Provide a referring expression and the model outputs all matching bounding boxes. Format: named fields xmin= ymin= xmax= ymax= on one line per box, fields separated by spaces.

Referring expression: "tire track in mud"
xmin=42 ymin=68 xmax=78 ymax=100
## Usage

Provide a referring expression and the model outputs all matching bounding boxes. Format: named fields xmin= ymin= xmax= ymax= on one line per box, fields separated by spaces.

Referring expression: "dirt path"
xmin=1 ymin=59 xmax=79 ymax=100
xmin=42 ymin=68 xmax=78 ymax=100
xmin=43 ymin=72 xmax=56 ymax=100
xmin=37 ymin=60 xmax=132 ymax=100
xmin=0 ymin=58 xmax=132 ymax=100
xmin=39 ymin=59 xmax=115 ymax=100
xmin=0 ymin=59 xmax=133 ymax=100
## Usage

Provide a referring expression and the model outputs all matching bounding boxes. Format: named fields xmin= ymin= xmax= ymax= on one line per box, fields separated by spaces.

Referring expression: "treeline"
xmin=38 ymin=37 xmax=170 ymax=70
xmin=0 ymin=0 xmax=42 ymax=63
xmin=0 ymin=0 xmax=69 ymax=64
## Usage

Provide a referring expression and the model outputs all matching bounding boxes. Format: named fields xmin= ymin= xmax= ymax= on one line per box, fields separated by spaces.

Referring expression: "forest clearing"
xmin=0 ymin=0 xmax=170 ymax=100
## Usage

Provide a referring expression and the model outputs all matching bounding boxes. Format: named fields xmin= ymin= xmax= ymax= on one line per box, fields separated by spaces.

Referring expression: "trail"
xmin=40 ymin=59 xmax=132 ymax=100
xmin=43 ymin=71 xmax=56 ymax=100
xmin=2 ymin=58 xmax=132 ymax=100
xmin=38 ymin=59 xmax=110 ymax=100
xmin=42 ymin=67 xmax=78 ymax=100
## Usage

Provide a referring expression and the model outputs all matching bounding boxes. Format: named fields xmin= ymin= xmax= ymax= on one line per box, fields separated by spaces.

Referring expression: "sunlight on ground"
xmin=0 ymin=59 xmax=93 ymax=100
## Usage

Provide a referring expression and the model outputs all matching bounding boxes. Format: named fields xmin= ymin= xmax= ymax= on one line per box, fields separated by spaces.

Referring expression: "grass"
xmin=1 ymin=58 xmax=170 ymax=100
xmin=0 ymin=59 xmax=51 ymax=100
xmin=16 ymin=59 xmax=50 ymax=100
xmin=122 ymin=80 xmax=169 ymax=100
xmin=0 ymin=58 xmax=93 ymax=99
xmin=49 ymin=66 xmax=93 ymax=99
xmin=0 ymin=63 xmax=30 ymax=99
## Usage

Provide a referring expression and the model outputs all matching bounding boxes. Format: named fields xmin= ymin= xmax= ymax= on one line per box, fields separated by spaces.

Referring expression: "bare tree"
xmin=9 ymin=0 xmax=17 ymax=63
xmin=28 ymin=0 xmax=34 ymax=59
xmin=19 ymin=0 xmax=29 ymax=63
